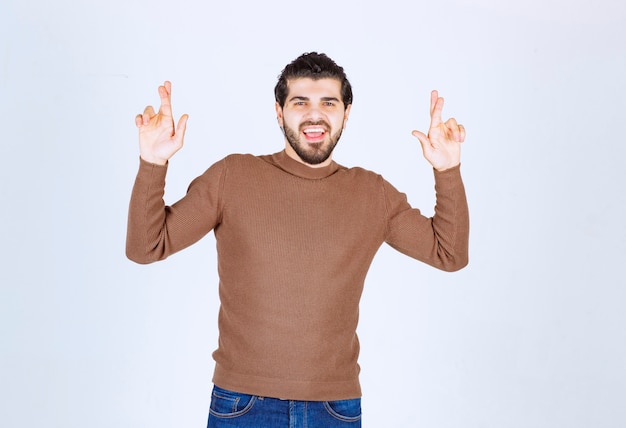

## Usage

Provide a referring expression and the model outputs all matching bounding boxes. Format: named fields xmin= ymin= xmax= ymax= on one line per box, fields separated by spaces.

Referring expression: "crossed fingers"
xmin=430 ymin=90 xmax=465 ymax=143
xmin=135 ymin=81 xmax=174 ymax=128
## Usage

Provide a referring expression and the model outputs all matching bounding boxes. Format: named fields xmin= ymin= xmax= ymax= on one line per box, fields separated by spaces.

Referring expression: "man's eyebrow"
xmin=288 ymin=96 xmax=341 ymax=102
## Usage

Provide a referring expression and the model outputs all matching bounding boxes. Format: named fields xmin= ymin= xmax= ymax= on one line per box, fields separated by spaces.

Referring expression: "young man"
xmin=127 ymin=52 xmax=469 ymax=427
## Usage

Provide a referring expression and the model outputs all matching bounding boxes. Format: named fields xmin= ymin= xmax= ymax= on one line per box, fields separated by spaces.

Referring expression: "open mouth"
xmin=302 ymin=126 xmax=327 ymax=142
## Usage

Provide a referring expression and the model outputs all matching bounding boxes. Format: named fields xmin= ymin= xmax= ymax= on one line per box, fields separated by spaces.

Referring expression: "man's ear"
xmin=343 ymin=104 xmax=352 ymax=129
xmin=275 ymin=102 xmax=284 ymax=127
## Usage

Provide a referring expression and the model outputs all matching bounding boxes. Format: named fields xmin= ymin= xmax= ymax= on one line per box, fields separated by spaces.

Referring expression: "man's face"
xmin=276 ymin=78 xmax=351 ymax=167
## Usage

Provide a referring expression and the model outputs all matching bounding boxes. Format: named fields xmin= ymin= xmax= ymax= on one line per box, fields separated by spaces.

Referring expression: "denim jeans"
xmin=207 ymin=385 xmax=362 ymax=427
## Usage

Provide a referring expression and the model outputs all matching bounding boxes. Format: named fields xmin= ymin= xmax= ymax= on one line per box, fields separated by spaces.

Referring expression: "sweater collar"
xmin=266 ymin=150 xmax=340 ymax=180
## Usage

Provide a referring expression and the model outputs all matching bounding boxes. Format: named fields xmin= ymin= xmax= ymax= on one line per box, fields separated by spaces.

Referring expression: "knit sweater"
xmin=126 ymin=150 xmax=469 ymax=401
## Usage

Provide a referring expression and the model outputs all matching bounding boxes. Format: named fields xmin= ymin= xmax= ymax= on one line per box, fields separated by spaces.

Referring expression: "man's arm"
xmin=385 ymin=91 xmax=469 ymax=271
xmin=384 ymin=167 xmax=469 ymax=272
xmin=126 ymin=82 xmax=220 ymax=264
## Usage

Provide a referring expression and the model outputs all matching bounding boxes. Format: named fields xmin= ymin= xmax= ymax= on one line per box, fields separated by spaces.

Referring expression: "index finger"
xmin=430 ymin=90 xmax=444 ymax=128
xmin=158 ymin=81 xmax=173 ymax=117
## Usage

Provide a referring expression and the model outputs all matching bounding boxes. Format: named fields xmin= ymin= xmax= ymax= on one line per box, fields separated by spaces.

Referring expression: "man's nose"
xmin=304 ymin=105 xmax=324 ymax=121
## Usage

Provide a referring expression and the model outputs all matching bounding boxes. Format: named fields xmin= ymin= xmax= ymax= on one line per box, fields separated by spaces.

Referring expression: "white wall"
xmin=1 ymin=0 xmax=625 ymax=426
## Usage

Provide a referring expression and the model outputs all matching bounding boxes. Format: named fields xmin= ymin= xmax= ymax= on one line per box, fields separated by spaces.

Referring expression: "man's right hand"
xmin=135 ymin=81 xmax=188 ymax=165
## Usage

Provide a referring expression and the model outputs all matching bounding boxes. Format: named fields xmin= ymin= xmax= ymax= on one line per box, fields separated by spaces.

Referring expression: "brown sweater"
xmin=126 ymin=150 xmax=469 ymax=401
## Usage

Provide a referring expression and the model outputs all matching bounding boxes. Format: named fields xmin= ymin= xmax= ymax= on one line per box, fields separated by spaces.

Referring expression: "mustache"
xmin=299 ymin=120 xmax=330 ymax=131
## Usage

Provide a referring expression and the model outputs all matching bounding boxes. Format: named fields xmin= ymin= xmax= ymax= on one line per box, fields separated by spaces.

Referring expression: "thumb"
xmin=412 ymin=130 xmax=431 ymax=155
xmin=175 ymin=114 xmax=189 ymax=142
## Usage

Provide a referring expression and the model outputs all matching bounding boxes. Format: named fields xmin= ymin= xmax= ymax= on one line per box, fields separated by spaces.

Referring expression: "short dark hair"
xmin=274 ymin=52 xmax=353 ymax=110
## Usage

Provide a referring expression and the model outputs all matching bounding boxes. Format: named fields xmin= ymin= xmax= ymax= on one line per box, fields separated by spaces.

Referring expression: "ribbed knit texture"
xmin=126 ymin=150 xmax=469 ymax=401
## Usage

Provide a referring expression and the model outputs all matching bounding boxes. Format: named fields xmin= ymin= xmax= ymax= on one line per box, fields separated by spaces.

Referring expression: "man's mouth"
xmin=301 ymin=125 xmax=328 ymax=142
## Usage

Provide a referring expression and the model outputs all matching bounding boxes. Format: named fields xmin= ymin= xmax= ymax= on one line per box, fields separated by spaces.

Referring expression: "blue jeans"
xmin=207 ymin=385 xmax=362 ymax=427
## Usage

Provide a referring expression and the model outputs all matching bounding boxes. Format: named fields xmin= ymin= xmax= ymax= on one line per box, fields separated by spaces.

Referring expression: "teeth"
xmin=304 ymin=128 xmax=325 ymax=134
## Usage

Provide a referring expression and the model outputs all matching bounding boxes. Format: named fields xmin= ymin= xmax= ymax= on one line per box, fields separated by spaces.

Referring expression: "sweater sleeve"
xmin=126 ymin=157 xmax=225 ymax=264
xmin=383 ymin=165 xmax=469 ymax=272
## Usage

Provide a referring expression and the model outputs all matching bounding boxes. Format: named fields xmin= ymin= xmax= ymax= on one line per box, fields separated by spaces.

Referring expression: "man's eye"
xmin=323 ymin=102 xmax=335 ymax=107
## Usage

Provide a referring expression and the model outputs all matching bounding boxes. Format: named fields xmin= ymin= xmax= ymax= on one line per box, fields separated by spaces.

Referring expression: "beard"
xmin=282 ymin=120 xmax=344 ymax=165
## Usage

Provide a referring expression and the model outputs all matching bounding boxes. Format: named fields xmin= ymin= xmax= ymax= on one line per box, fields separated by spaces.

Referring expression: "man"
xmin=127 ymin=52 xmax=468 ymax=427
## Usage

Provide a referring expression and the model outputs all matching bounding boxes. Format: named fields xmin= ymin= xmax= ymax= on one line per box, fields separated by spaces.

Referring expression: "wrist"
xmin=434 ymin=162 xmax=459 ymax=172
xmin=139 ymin=154 xmax=168 ymax=166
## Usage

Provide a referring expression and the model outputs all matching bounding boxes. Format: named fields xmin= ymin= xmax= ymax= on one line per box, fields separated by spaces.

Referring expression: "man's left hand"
xmin=412 ymin=90 xmax=466 ymax=171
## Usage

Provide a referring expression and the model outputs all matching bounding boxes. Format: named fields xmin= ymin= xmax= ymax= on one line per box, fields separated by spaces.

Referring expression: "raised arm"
xmin=127 ymin=82 xmax=212 ymax=264
xmin=411 ymin=90 xmax=465 ymax=171
xmin=135 ymin=81 xmax=189 ymax=165
xmin=383 ymin=91 xmax=469 ymax=271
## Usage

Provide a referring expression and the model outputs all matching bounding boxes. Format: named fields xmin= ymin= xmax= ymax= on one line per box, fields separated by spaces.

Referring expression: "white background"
xmin=1 ymin=0 xmax=625 ymax=427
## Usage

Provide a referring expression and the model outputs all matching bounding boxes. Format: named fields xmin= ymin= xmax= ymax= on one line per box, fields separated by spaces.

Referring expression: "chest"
xmin=216 ymin=173 xmax=387 ymax=254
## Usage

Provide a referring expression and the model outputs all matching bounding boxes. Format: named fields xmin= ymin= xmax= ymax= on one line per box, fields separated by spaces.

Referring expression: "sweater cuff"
xmin=136 ymin=156 xmax=169 ymax=186
xmin=138 ymin=156 xmax=168 ymax=177
xmin=139 ymin=156 xmax=169 ymax=169
xmin=433 ymin=163 xmax=462 ymax=187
